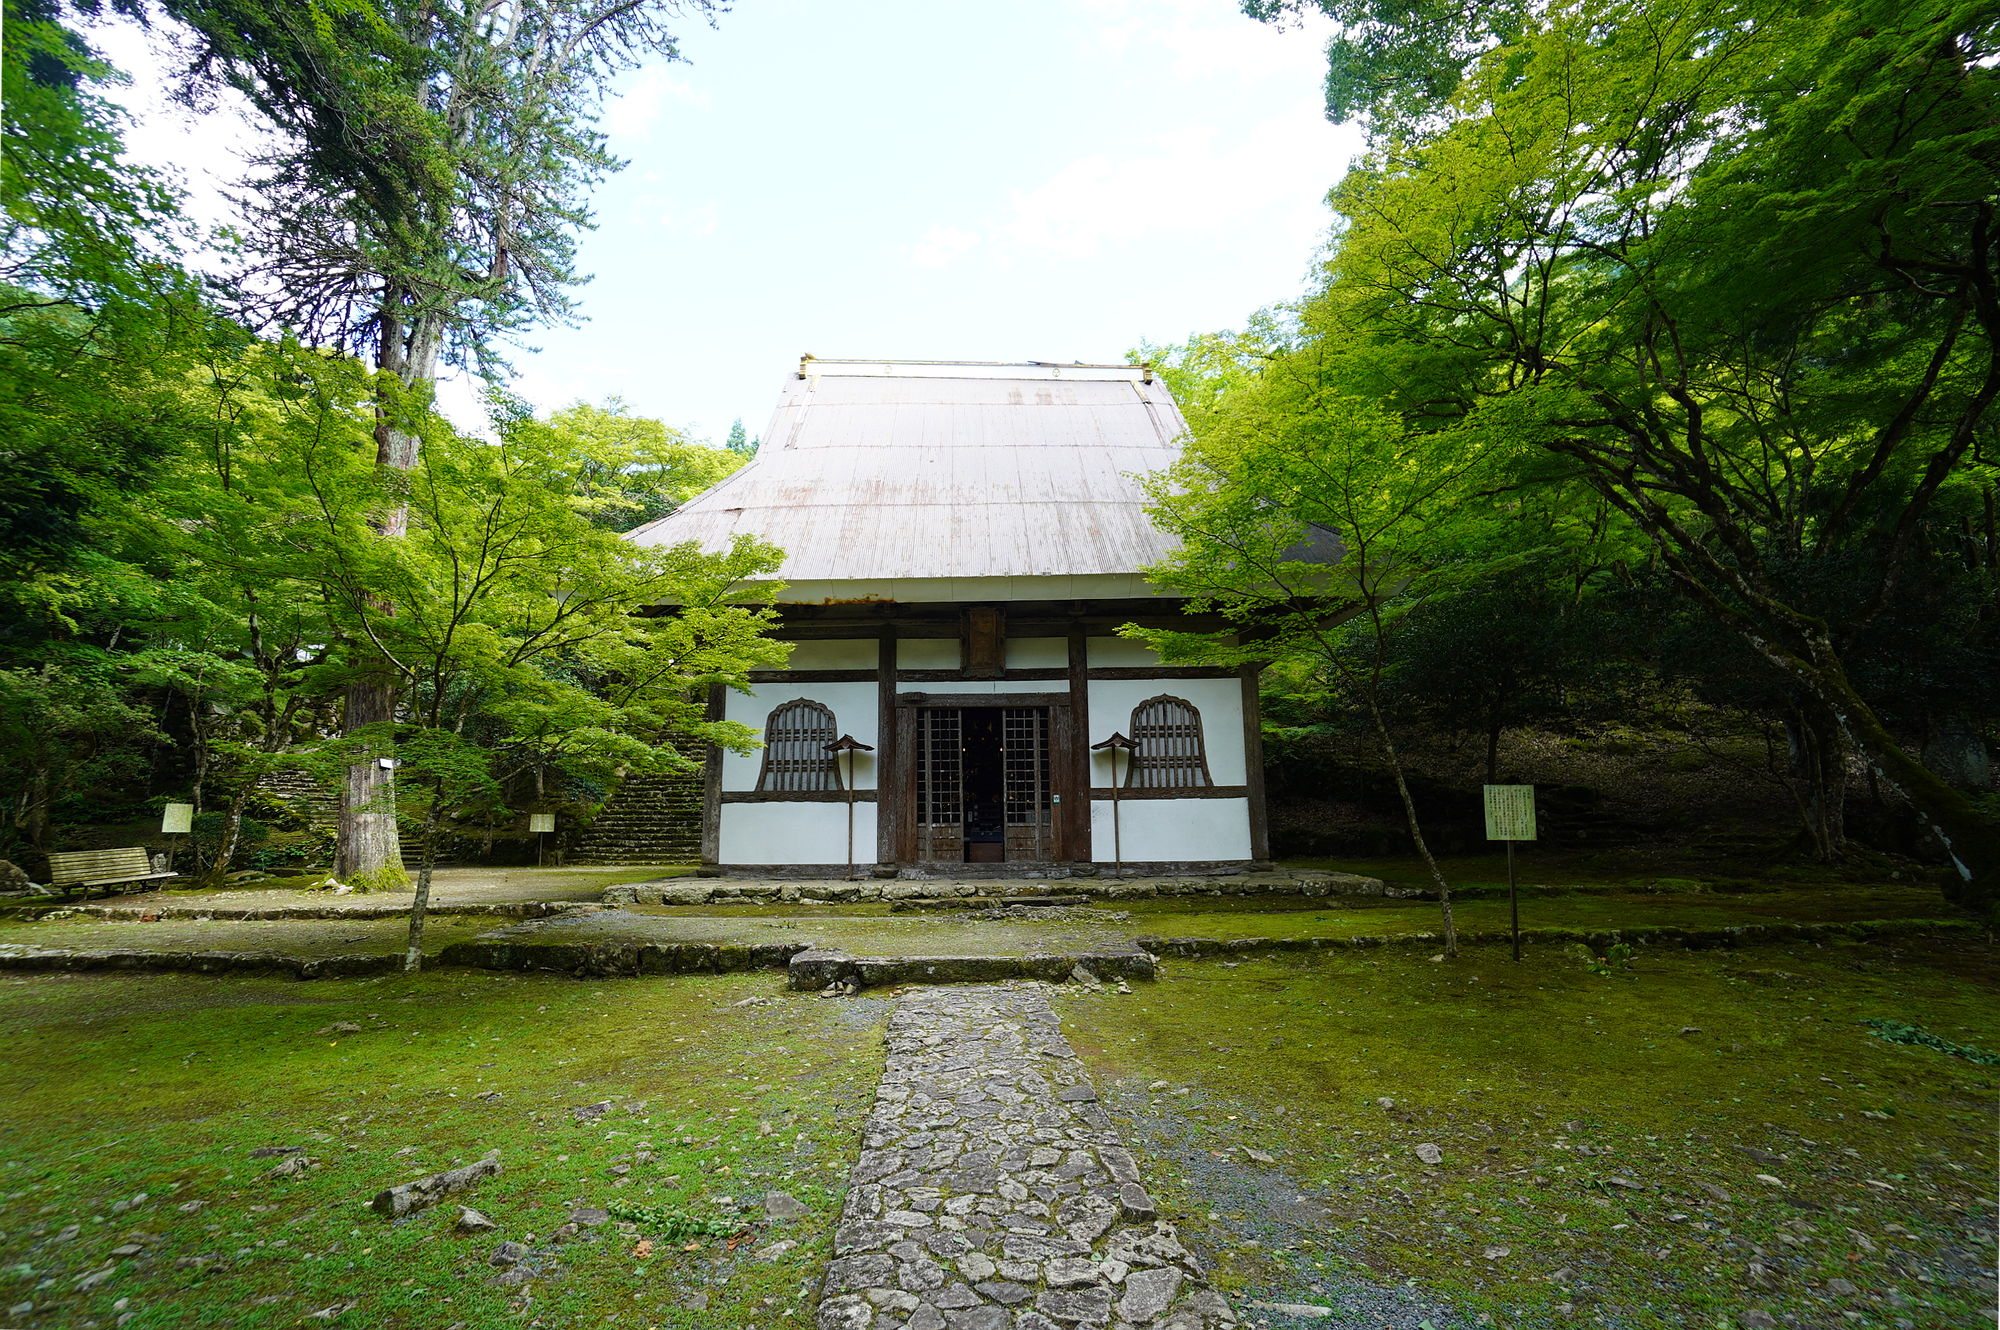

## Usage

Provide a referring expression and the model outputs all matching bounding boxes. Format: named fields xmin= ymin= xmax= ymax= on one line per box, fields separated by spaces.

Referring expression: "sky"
xmin=92 ymin=0 xmax=1361 ymax=445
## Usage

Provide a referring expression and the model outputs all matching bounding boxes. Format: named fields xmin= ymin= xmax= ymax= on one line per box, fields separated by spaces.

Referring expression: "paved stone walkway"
xmin=818 ymin=984 xmax=1233 ymax=1330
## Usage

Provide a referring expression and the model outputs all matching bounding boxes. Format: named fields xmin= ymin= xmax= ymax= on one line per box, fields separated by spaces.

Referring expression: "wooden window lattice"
xmin=755 ymin=699 xmax=841 ymax=792
xmin=1126 ymin=695 xmax=1212 ymax=789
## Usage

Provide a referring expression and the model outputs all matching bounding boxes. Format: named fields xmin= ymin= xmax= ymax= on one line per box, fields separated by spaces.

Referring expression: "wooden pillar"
xmin=876 ymin=627 xmax=898 ymax=869
xmin=1066 ymin=625 xmax=1092 ymax=863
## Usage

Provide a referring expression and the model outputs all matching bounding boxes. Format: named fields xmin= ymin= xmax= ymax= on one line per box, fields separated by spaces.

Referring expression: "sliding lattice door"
xmin=1002 ymin=707 xmax=1053 ymax=860
xmin=915 ymin=708 xmax=964 ymax=863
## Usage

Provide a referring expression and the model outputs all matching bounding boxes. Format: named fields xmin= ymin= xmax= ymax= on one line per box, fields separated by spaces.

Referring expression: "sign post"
xmin=1482 ymin=785 xmax=1537 ymax=961
xmin=529 ymin=812 xmax=556 ymax=867
xmin=161 ymin=802 xmax=194 ymax=874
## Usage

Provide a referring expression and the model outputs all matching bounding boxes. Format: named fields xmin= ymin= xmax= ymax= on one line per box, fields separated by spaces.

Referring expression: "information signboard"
xmin=528 ymin=813 xmax=556 ymax=833
xmin=1483 ymin=784 xmax=1537 ymax=841
xmin=161 ymin=802 xmax=194 ymax=834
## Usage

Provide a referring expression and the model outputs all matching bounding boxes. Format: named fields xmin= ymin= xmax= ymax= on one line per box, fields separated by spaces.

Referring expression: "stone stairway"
xmin=256 ymin=768 xmax=341 ymax=830
xmin=569 ymin=767 xmax=705 ymax=865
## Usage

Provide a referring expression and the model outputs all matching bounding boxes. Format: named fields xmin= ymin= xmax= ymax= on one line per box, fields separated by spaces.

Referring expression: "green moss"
xmin=0 ymin=915 xmax=497 ymax=958
xmin=346 ymin=863 xmax=412 ymax=894
xmin=1061 ymin=938 xmax=1998 ymax=1328
xmin=0 ymin=970 xmax=886 ymax=1327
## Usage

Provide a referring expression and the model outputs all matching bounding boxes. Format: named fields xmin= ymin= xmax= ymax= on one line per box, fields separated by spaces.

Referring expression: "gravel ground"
xmin=1095 ymin=1077 xmax=1477 ymax=1330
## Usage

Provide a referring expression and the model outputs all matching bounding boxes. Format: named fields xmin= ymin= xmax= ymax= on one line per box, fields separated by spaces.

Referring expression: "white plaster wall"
xmin=722 ymin=680 xmax=879 ymax=790
xmin=897 ymin=638 xmax=960 ymax=669
xmin=1085 ymin=677 xmax=1246 ymax=785
xmin=1090 ymin=797 xmax=1251 ymax=862
xmin=774 ymin=639 xmax=879 ymax=671
xmin=718 ymin=801 xmax=877 ymax=866
xmin=1007 ymin=637 xmax=1069 ymax=669
xmin=1087 ymin=636 xmax=1162 ymax=667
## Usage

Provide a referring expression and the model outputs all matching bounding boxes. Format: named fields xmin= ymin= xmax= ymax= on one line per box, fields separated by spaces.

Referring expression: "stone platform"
xmin=818 ymin=984 xmax=1232 ymax=1330
xmin=606 ymin=868 xmax=1390 ymax=907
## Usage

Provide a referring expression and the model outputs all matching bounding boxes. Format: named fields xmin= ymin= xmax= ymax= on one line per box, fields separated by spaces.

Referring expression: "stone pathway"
xmin=818 ymin=984 xmax=1232 ymax=1330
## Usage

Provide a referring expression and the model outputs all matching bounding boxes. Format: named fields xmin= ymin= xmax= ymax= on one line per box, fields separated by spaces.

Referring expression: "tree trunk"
xmin=334 ymin=316 xmax=435 ymax=887
xmin=1776 ymin=635 xmax=2000 ymax=913
xmin=336 ymin=675 xmax=406 ymax=888
xmin=207 ymin=787 xmax=251 ymax=886
xmin=1781 ymin=702 xmax=1847 ymax=862
xmin=404 ymin=776 xmax=446 ymax=972
xmin=24 ymin=769 xmax=49 ymax=849
xmin=1485 ymin=717 xmax=1503 ymax=787
xmin=1365 ymin=695 xmax=1458 ymax=956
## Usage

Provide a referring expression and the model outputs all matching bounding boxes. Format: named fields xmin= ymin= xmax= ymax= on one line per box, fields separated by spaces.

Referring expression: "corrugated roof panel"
xmin=626 ymin=360 xmax=1188 ymax=590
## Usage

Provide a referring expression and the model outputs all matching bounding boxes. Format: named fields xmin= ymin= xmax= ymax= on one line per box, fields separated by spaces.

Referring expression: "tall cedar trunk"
xmin=404 ymin=775 xmax=446 ymax=972
xmin=1485 ymin=717 xmax=1503 ymax=787
xmin=336 ymin=674 xmax=404 ymax=883
xmin=333 ymin=310 xmax=435 ymax=884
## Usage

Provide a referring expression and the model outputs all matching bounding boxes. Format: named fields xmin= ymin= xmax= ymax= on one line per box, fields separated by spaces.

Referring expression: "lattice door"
xmin=915 ymin=708 xmax=964 ymax=862
xmin=1001 ymin=707 xmax=1053 ymax=860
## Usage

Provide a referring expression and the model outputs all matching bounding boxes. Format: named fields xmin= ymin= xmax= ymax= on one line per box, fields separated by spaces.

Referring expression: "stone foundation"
xmin=605 ymin=869 xmax=1391 ymax=907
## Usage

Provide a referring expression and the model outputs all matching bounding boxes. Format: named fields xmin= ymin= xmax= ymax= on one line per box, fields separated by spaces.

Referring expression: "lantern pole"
xmin=826 ymin=735 xmax=876 ymax=880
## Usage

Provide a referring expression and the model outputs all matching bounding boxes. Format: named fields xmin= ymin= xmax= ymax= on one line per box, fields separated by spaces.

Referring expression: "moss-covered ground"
xmin=601 ymin=883 xmax=1951 ymax=956
xmin=1059 ymin=937 xmax=1998 ymax=1329
xmin=0 ymin=970 xmax=887 ymax=1329
xmin=0 ymin=879 xmax=1958 ymax=967
xmin=0 ymin=915 xmax=500 ymax=957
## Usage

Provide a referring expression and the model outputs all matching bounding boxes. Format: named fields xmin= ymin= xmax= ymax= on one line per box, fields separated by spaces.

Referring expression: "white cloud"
xmin=657 ymin=202 xmax=721 ymax=237
xmin=1084 ymin=0 xmax=1336 ymax=83
xmin=89 ymin=19 xmax=265 ymax=240
xmin=604 ymin=70 xmax=712 ymax=140
xmin=924 ymin=103 xmax=1356 ymax=264
xmin=910 ymin=225 xmax=982 ymax=269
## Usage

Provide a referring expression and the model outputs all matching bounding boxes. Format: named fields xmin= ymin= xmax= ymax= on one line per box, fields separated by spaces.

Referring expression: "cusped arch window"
xmin=1126 ymin=695 xmax=1212 ymax=789
xmin=756 ymin=699 xmax=841 ymax=792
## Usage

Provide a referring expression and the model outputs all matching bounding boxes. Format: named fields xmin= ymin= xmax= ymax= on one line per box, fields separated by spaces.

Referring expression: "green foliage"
xmin=1574 ymin=941 xmax=1637 ymax=977
xmin=535 ymin=398 xmax=744 ymax=532
xmin=724 ymin=417 xmax=758 ymax=457
xmin=158 ymin=0 xmax=724 ymax=382
xmin=190 ymin=809 xmax=269 ymax=857
xmin=1241 ymin=0 xmax=1533 ymax=129
xmin=604 ymin=1201 xmax=745 ymax=1240
xmin=1195 ymin=0 xmax=2000 ymax=906
xmin=1863 ymin=1018 xmax=2000 ymax=1067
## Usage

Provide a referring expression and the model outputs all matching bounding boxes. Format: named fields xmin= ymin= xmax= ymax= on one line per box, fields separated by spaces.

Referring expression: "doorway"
xmin=914 ymin=705 xmax=1055 ymax=863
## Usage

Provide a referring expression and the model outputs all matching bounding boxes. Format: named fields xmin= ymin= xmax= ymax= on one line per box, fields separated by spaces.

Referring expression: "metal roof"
xmin=626 ymin=358 xmax=1191 ymax=601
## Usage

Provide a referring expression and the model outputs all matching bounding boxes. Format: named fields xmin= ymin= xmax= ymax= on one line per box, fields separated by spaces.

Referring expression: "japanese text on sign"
xmin=1484 ymin=785 xmax=1537 ymax=841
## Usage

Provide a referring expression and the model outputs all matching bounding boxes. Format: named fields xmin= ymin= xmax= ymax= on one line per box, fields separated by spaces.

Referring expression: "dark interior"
xmin=960 ymin=707 xmax=1005 ymax=861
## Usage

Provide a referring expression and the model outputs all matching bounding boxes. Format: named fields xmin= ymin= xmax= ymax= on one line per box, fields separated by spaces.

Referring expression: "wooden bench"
xmin=45 ymin=847 xmax=177 ymax=899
